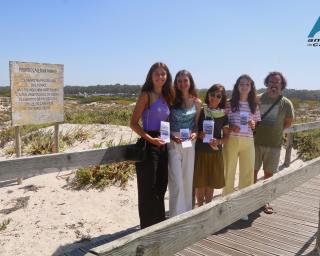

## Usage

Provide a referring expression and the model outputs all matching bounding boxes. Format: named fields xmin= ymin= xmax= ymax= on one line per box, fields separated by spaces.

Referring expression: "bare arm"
xmin=283 ymin=117 xmax=293 ymax=129
xmin=190 ymin=98 xmax=202 ymax=140
xmin=221 ymin=126 xmax=229 ymax=144
xmin=130 ymin=92 xmax=165 ymax=147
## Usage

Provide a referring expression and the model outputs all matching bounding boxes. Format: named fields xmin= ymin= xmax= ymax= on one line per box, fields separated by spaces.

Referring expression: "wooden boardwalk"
xmin=62 ymin=175 xmax=320 ymax=256
xmin=177 ymin=175 xmax=320 ymax=256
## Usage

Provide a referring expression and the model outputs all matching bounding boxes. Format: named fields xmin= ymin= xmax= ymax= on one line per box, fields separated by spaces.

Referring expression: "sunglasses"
xmin=209 ymin=93 xmax=222 ymax=99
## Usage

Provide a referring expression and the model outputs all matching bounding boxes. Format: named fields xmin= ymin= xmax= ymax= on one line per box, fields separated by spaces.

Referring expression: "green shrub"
xmin=72 ymin=162 xmax=135 ymax=189
xmin=293 ymin=130 xmax=320 ymax=161
xmin=73 ymin=128 xmax=90 ymax=142
xmin=65 ymin=109 xmax=132 ymax=126
xmin=0 ymin=218 xmax=12 ymax=231
xmin=24 ymin=130 xmax=66 ymax=155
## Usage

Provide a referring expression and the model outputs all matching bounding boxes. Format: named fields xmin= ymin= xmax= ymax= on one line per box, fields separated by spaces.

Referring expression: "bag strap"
xmin=261 ymin=95 xmax=283 ymax=120
xmin=146 ymin=92 xmax=150 ymax=130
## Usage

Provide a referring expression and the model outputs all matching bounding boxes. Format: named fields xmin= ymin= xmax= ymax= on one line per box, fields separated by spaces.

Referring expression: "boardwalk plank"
xmin=274 ymin=197 xmax=318 ymax=211
xmin=300 ymin=182 xmax=320 ymax=192
xmin=226 ymin=226 xmax=308 ymax=253
xmin=231 ymin=224 xmax=315 ymax=249
xmin=252 ymin=215 xmax=316 ymax=236
xmin=216 ymin=232 xmax=295 ymax=255
xmin=206 ymin=235 xmax=275 ymax=256
xmin=294 ymin=186 xmax=320 ymax=196
xmin=286 ymin=190 xmax=320 ymax=201
xmin=249 ymin=218 xmax=317 ymax=243
xmin=195 ymin=240 xmax=248 ymax=256
xmin=188 ymin=244 xmax=230 ymax=256
xmin=258 ymin=212 xmax=318 ymax=228
xmin=272 ymin=205 xmax=318 ymax=223
xmin=176 ymin=248 xmax=203 ymax=256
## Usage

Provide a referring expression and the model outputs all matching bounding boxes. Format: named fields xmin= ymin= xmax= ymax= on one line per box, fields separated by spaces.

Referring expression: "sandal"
xmin=263 ymin=203 xmax=274 ymax=214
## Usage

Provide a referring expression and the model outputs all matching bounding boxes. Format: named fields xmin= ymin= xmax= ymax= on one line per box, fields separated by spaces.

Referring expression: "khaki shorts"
xmin=254 ymin=145 xmax=281 ymax=174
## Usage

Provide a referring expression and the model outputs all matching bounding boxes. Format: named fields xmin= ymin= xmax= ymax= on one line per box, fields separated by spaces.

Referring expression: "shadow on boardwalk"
xmin=53 ymin=225 xmax=140 ymax=256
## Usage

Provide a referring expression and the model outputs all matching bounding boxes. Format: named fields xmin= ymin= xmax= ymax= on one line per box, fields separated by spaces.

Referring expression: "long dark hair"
xmin=173 ymin=70 xmax=198 ymax=108
xmin=230 ymin=74 xmax=258 ymax=114
xmin=205 ymin=84 xmax=227 ymax=109
xmin=141 ymin=62 xmax=174 ymax=105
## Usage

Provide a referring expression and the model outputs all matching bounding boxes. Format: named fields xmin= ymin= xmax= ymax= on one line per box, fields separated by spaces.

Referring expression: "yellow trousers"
xmin=222 ymin=136 xmax=255 ymax=195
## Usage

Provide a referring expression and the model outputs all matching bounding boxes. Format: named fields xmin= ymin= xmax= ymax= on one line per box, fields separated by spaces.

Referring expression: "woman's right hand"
xmin=198 ymin=131 xmax=204 ymax=140
xmin=171 ymin=135 xmax=182 ymax=144
xmin=150 ymin=137 xmax=166 ymax=147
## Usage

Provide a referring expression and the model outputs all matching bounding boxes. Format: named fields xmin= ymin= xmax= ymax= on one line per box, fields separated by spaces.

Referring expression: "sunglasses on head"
xmin=209 ymin=92 xmax=222 ymax=99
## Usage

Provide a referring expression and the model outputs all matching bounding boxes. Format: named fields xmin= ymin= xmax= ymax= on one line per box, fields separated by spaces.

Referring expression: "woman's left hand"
xmin=189 ymin=132 xmax=197 ymax=141
xmin=209 ymin=138 xmax=219 ymax=147
xmin=248 ymin=120 xmax=256 ymax=130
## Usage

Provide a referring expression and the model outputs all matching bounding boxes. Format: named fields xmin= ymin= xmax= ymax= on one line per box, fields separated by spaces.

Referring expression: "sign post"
xmin=10 ymin=61 xmax=64 ymax=182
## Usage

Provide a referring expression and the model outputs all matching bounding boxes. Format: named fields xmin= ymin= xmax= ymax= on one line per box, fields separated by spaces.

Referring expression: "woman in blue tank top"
xmin=168 ymin=70 xmax=201 ymax=217
xmin=130 ymin=62 xmax=174 ymax=229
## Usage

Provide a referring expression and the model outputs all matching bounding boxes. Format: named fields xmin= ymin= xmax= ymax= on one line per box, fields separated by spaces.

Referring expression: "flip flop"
xmin=263 ymin=203 xmax=274 ymax=214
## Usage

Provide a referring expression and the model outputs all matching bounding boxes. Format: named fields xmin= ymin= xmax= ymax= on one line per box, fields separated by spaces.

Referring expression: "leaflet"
xmin=203 ymin=120 xmax=214 ymax=143
xmin=240 ymin=112 xmax=249 ymax=133
xmin=180 ymin=128 xmax=192 ymax=148
xmin=160 ymin=121 xmax=170 ymax=143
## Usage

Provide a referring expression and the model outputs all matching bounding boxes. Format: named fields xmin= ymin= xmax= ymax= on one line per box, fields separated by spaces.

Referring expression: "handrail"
xmin=284 ymin=120 xmax=320 ymax=133
xmin=0 ymin=145 xmax=142 ymax=181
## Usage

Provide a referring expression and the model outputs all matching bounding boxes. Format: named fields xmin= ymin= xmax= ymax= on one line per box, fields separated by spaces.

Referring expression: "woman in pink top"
xmin=222 ymin=74 xmax=260 ymax=220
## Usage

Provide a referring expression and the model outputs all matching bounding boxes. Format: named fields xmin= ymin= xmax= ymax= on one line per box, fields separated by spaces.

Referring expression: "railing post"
xmin=316 ymin=201 xmax=320 ymax=254
xmin=53 ymin=123 xmax=59 ymax=153
xmin=15 ymin=126 xmax=23 ymax=184
xmin=284 ymin=133 xmax=293 ymax=167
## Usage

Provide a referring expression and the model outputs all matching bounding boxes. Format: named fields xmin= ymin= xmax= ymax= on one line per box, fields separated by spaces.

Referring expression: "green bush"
xmin=72 ymin=162 xmax=135 ymax=189
xmin=0 ymin=218 xmax=12 ymax=231
xmin=65 ymin=109 xmax=132 ymax=126
xmin=24 ymin=130 xmax=66 ymax=155
xmin=293 ymin=130 xmax=320 ymax=161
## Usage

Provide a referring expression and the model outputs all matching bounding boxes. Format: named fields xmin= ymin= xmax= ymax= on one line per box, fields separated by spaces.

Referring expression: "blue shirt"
xmin=170 ymin=105 xmax=196 ymax=132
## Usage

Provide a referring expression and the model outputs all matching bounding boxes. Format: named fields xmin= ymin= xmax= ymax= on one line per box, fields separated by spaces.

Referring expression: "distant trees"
xmin=64 ymin=84 xmax=141 ymax=95
xmin=1 ymin=84 xmax=320 ymax=100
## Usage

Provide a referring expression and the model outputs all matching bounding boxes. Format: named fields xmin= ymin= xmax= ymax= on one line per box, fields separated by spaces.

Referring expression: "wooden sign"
xmin=10 ymin=61 xmax=64 ymax=126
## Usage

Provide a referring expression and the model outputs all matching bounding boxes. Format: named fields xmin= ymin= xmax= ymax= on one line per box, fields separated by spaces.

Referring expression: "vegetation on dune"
xmin=65 ymin=108 xmax=132 ymax=126
xmin=72 ymin=162 xmax=135 ymax=190
xmin=0 ymin=218 xmax=12 ymax=231
xmin=0 ymin=124 xmax=49 ymax=148
xmin=292 ymin=129 xmax=320 ymax=161
xmin=3 ymin=127 xmax=90 ymax=155
xmin=1 ymin=92 xmax=320 ymax=189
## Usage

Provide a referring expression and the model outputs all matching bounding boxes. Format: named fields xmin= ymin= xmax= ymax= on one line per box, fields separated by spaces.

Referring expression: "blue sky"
xmin=0 ymin=0 xmax=319 ymax=90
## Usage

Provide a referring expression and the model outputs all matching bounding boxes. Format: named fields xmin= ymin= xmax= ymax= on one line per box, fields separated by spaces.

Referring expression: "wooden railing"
xmin=0 ymin=121 xmax=320 ymax=255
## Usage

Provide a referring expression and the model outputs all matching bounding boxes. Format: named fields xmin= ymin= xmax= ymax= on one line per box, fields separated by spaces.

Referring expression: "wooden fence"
xmin=0 ymin=121 xmax=320 ymax=255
